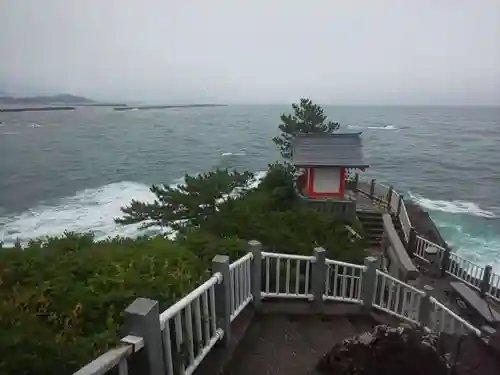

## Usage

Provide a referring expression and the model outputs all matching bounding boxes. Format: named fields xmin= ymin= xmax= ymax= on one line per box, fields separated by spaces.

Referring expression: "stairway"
xmin=356 ymin=210 xmax=384 ymax=248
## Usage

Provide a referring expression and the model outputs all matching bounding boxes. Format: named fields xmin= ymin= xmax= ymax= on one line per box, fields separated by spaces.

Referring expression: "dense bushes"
xmin=0 ymin=233 xmax=209 ymax=375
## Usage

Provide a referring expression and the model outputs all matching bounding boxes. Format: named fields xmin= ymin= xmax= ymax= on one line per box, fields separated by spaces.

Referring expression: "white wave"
xmin=221 ymin=151 xmax=247 ymax=157
xmin=348 ymin=125 xmax=398 ymax=130
xmin=0 ymin=171 xmax=268 ymax=246
xmin=0 ymin=181 xmax=163 ymax=246
xmin=366 ymin=125 xmax=397 ymax=130
xmin=409 ymin=192 xmax=496 ymax=218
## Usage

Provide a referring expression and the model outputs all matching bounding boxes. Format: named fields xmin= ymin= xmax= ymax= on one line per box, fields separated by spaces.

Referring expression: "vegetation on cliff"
xmin=0 ymin=99 xmax=362 ymax=375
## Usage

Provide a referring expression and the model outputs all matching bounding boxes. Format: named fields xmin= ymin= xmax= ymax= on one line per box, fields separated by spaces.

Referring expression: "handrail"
xmin=326 ymin=258 xmax=367 ymax=270
xmin=262 ymin=251 xmax=314 ymax=261
xmin=159 ymin=273 xmax=222 ymax=325
xmin=229 ymin=252 xmax=253 ymax=270
xmin=74 ymin=336 xmax=144 ymax=375
xmin=229 ymin=252 xmax=253 ymax=321
xmin=353 ymin=175 xmax=500 ymax=304
xmin=429 ymin=297 xmax=481 ymax=336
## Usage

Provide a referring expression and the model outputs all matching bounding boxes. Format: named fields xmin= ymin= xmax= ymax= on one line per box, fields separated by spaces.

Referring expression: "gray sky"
xmin=1 ymin=0 xmax=499 ymax=105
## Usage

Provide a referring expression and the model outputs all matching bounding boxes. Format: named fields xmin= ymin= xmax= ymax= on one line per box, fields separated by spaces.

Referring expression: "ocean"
xmin=1 ymin=105 xmax=499 ymax=270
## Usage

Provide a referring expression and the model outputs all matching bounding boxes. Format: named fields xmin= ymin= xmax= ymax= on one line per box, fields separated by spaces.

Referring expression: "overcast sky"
xmin=1 ymin=0 xmax=499 ymax=105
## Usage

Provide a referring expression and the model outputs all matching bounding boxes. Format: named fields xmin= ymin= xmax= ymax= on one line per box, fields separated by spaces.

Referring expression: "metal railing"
xmin=429 ymin=297 xmax=481 ymax=336
xmin=74 ymin=242 xmax=481 ymax=375
xmin=446 ymin=252 xmax=485 ymax=290
xmin=159 ymin=274 xmax=222 ymax=375
xmin=229 ymin=252 xmax=253 ymax=321
xmin=74 ymin=336 xmax=144 ymax=375
xmin=261 ymin=251 xmax=314 ymax=299
xmin=373 ymin=270 xmax=424 ymax=324
xmin=324 ymin=259 xmax=365 ymax=303
xmin=354 ymin=175 xmax=500 ymax=304
xmin=414 ymin=235 xmax=445 ymax=262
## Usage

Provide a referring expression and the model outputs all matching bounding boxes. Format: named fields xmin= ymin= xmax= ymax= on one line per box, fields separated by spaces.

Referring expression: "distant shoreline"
xmin=0 ymin=106 xmax=75 ymax=113
xmin=113 ymin=104 xmax=228 ymax=111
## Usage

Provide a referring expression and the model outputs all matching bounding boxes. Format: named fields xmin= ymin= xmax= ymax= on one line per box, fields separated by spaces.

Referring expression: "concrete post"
xmin=480 ymin=265 xmax=492 ymax=297
xmin=249 ymin=240 xmax=262 ymax=308
xmin=397 ymin=194 xmax=403 ymax=216
xmin=361 ymin=256 xmax=379 ymax=310
xmin=418 ymin=285 xmax=434 ymax=329
xmin=408 ymin=227 xmax=417 ymax=256
xmin=387 ymin=186 xmax=393 ymax=212
xmin=123 ymin=298 xmax=165 ymax=375
xmin=312 ymin=247 xmax=327 ymax=309
xmin=370 ymin=179 xmax=376 ymax=199
xmin=440 ymin=245 xmax=451 ymax=277
xmin=212 ymin=255 xmax=231 ymax=346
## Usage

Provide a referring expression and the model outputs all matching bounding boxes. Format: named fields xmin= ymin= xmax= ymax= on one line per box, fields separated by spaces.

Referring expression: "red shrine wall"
xmin=306 ymin=167 xmax=346 ymax=197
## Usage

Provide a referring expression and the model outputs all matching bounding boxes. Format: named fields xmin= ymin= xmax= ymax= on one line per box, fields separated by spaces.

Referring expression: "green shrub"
xmin=0 ymin=233 xmax=205 ymax=375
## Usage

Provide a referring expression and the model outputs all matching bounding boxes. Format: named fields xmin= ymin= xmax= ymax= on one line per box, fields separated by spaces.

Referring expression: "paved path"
xmin=224 ymin=314 xmax=376 ymax=375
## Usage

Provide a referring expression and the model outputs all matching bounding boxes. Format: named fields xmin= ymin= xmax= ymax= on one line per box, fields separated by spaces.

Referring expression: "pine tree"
xmin=116 ymin=169 xmax=253 ymax=231
xmin=273 ymin=98 xmax=340 ymax=160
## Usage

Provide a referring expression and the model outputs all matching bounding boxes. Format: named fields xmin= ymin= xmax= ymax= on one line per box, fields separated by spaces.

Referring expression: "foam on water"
xmin=409 ymin=192 xmax=497 ymax=218
xmin=409 ymin=192 xmax=500 ymax=272
xmin=348 ymin=125 xmax=398 ymax=130
xmin=0 ymin=171 xmax=268 ymax=246
xmin=0 ymin=181 xmax=161 ymax=246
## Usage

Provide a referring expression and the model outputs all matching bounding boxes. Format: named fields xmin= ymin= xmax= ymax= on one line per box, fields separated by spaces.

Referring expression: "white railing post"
xmin=361 ymin=256 xmax=379 ymax=309
xmin=312 ymin=247 xmax=327 ymax=309
xmin=124 ymin=298 xmax=165 ymax=375
xmin=480 ymin=265 xmax=493 ymax=297
xmin=417 ymin=285 xmax=434 ymax=328
xmin=249 ymin=240 xmax=262 ymax=308
xmin=212 ymin=255 xmax=231 ymax=346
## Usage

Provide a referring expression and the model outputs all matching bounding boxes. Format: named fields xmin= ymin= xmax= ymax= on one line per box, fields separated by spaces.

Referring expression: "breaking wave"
xmin=409 ymin=192 xmax=497 ymax=219
xmin=0 ymin=172 xmax=267 ymax=246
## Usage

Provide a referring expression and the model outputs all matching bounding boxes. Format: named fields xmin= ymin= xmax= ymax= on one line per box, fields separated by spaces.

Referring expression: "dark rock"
xmin=315 ymin=324 xmax=450 ymax=375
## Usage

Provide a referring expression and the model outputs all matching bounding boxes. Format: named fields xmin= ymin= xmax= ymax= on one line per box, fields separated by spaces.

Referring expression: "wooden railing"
xmin=351 ymin=174 xmax=500 ymax=304
xmin=74 ymin=241 xmax=481 ymax=375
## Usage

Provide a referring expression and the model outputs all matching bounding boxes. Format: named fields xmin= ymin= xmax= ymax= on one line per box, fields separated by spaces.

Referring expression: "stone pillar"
xmin=480 ymin=265 xmax=492 ymax=297
xmin=370 ymin=179 xmax=376 ymax=199
xmin=249 ymin=240 xmax=262 ymax=308
xmin=361 ymin=256 xmax=379 ymax=310
xmin=397 ymin=194 xmax=403 ymax=216
xmin=311 ymin=247 xmax=327 ymax=310
xmin=123 ymin=298 xmax=165 ymax=375
xmin=387 ymin=187 xmax=393 ymax=211
xmin=418 ymin=285 xmax=434 ymax=329
xmin=408 ymin=227 xmax=417 ymax=256
xmin=212 ymin=255 xmax=231 ymax=346
xmin=440 ymin=245 xmax=451 ymax=277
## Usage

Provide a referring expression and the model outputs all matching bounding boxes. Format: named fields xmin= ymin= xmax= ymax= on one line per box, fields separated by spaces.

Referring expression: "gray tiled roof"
xmin=292 ymin=133 xmax=369 ymax=168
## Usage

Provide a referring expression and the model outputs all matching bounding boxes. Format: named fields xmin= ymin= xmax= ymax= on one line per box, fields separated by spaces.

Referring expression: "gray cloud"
xmin=1 ymin=0 xmax=499 ymax=105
